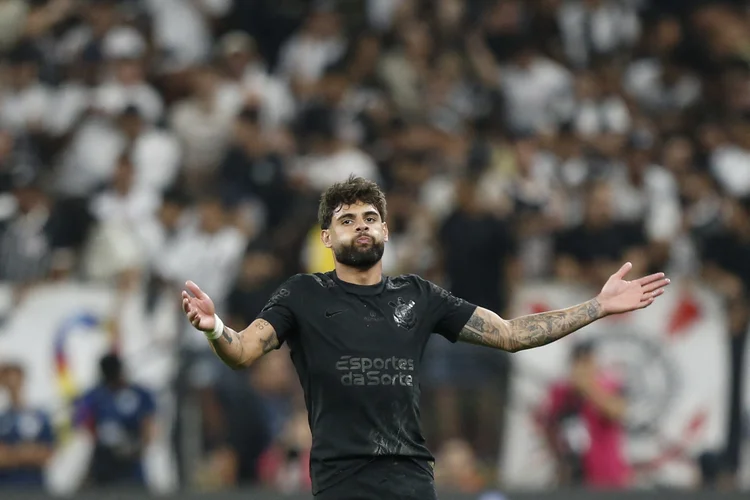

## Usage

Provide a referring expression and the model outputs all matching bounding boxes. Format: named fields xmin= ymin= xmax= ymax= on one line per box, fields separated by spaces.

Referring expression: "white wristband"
xmin=205 ymin=314 xmax=224 ymax=341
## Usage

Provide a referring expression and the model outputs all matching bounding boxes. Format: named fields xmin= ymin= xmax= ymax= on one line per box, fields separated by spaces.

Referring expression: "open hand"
xmin=596 ymin=262 xmax=671 ymax=316
xmin=181 ymin=281 xmax=216 ymax=332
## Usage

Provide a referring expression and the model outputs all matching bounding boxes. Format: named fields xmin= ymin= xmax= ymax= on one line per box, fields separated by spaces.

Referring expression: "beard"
xmin=334 ymin=238 xmax=385 ymax=270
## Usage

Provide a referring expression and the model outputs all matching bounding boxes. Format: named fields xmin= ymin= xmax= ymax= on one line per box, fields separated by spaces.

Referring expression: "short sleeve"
xmin=424 ymin=280 xmax=477 ymax=343
xmin=256 ymin=274 xmax=303 ymax=347
xmin=38 ymin=413 xmax=55 ymax=444
xmin=138 ymin=388 xmax=156 ymax=418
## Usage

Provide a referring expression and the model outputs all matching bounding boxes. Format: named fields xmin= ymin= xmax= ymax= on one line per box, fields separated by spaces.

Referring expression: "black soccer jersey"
xmin=257 ymin=271 xmax=477 ymax=494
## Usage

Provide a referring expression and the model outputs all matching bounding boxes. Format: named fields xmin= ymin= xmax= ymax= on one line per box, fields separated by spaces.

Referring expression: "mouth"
xmin=356 ymin=236 xmax=372 ymax=244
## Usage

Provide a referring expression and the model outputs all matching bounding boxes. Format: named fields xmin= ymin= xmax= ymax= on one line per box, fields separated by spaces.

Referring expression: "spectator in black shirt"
xmin=0 ymin=179 xmax=81 ymax=285
xmin=219 ymin=106 xmax=291 ymax=230
xmin=425 ymin=174 xmax=516 ymax=460
xmin=700 ymin=196 xmax=750 ymax=487
xmin=555 ymin=180 xmax=648 ymax=287
xmin=227 ymin=242 xmax=286 ymax=330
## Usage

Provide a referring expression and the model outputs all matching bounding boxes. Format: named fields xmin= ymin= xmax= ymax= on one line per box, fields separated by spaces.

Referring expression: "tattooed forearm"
xmin=220 ymin=328 xmax=233 ymax=344
xmin=458 ymin=299 xmax=604 ymax=352
xmin=208 ymin=318 xmax=279 ymax=368
xmin=209 ymin=325 xmax=244 ymax=369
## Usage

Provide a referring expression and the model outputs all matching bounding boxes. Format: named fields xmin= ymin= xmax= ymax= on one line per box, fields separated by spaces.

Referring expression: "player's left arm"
xmin=457 ymin=262 xmax=670 ymax=352
xmin=457 ymin=300 xmax=603 ymax=352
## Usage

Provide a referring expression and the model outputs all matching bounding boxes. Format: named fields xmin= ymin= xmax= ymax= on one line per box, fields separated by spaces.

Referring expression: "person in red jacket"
xmin=541 ymin=341 xmax=631 ymax=489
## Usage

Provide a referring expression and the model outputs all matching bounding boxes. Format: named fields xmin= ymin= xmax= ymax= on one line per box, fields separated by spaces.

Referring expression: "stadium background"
xmin=0 ymin=0 xmax=749 ymax=497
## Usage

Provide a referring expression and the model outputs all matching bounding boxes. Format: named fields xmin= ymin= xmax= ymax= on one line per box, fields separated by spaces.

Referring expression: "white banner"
xmin=0 ymin=284 xmax=179 ymax=413
xmin=0 ymin=283 xmax=180 ymax=493
xmin=500 ymin=280 xmax=730 ymax=489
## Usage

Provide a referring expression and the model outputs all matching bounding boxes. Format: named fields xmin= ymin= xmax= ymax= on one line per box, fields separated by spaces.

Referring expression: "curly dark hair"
xmin=318 ymin=175 xmax=387 ymax=230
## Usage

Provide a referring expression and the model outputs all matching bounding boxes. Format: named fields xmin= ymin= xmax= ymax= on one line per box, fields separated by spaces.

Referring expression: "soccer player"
xmin=182 ymin=176 xmax=670 ymax=499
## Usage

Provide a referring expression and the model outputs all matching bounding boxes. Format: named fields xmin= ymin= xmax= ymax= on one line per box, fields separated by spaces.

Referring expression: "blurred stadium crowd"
xmin=0 ymin=0 xmax=749 ymax=495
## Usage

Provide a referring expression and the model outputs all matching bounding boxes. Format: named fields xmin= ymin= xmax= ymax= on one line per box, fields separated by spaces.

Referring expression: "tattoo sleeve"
xmin=457 ymin=299 xmax=604 ymax=352
xmin=255 ymin=319 xmax=280 ymax=354
xmin=208 ymin=319 xmax=279 ymax=369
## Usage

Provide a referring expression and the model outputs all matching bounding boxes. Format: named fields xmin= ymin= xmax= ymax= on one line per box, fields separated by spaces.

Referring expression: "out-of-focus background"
xmin=0 ymin=0 xmax=748 ymax=498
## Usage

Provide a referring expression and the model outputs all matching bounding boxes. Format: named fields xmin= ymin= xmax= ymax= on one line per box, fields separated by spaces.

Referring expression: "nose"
xmin=355 ymin=220 xmax=369 ymax=232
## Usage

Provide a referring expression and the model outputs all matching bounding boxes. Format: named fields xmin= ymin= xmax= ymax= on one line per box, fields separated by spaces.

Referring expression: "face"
xmin=113 ymin=159 xmax=134 ymax=190
xmin=159 ymin=202 xmax=183 ymax=228
xmin=192 ymin=67 xmax=218 ymax=97
xmin=308 ymin=11 xmax=339 ymax=38
xmin=13 ymin=186 xmax=43 ymax=213
xmin=114 ymin=59 xmax=144 ymax=85
xmin=585 ymin=183 xmax=613 ymax=224
xmin=199 ymin=201 xmax=226 ymax=233
xmin=662 ymin=136 xmax=693 ymax=172
xmin=88 ymin=4 xmax=117 ymax=36
xmin=118 ymin=113 xmax=142 ymax=139
xmin=572 ymin=352 xmax=596 ymax=373
xmin=10 ymin=62 xmax=38 ymax=88
xmin=225 ymin=50 xmax=252 ymax=78
xmin=575 ymin=72 xmax=598 ymax=100
xmin=0 ymin=131 xmax=13 ymax=163
xmin=320 ymin=73 xmax=349 ymax=103
xmin=354 ymin=35 xmax=380 ymax=69
xmin=2 ymin=366 xmax=23 ymax=394
xmin=322 ymin=201 xmax=388 ymax=270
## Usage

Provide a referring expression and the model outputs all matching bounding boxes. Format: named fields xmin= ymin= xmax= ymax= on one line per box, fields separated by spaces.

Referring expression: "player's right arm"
xmin=208 ymin=318 xmax=280 ymax=369
xmin=182 ymin=281 xmax=280 ymax=369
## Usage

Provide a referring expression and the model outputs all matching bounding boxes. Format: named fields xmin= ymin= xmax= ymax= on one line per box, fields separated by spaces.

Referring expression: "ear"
xmin=382 ymin=221 xmax=389 ymax=242
xmin=320 ymin=228 xmax=333 ymax=249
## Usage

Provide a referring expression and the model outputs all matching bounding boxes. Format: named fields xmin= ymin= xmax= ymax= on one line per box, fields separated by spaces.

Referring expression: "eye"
xmin=366 ymin=217 xmax=376 ymax=223
xmin=342 ymin=219 xmax=353 ymax=225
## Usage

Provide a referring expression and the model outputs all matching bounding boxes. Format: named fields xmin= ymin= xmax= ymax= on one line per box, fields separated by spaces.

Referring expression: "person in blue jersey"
xmin=73 ymin=352 xmax=156 ymax=487
xmin=0 ymin=363 xmax=55 ymax=489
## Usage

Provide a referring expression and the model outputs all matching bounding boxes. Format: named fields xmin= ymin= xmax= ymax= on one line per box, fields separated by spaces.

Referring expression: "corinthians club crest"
xmin=389 ymin=297 xmax=417 ymax=330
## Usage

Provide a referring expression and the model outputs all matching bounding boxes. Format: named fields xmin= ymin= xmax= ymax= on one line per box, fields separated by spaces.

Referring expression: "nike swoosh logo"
xmin=325 ymin=310 xmax=345 ymax=318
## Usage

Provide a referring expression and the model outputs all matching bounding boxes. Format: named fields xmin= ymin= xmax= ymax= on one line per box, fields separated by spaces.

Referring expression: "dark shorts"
xmin=314 ymin=457 xmax=436 ymax=500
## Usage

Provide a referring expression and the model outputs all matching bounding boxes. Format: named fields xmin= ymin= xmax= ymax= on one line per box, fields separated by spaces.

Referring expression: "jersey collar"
xmin=330 ymin=271 xmax=386 ymax=296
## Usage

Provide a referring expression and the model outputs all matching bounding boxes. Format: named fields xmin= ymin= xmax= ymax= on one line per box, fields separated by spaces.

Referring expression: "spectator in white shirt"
xmin=0 ymin=42 xmax=53 ymax=134
xmin=170 ymin=65 xmax=241 ymax=175
xmin=143 ymin=0 xmax=233 ymax=73
xmin=558 ymin=0 xmax=640 ymax=69
xmin=561 ymin=71 xmax=631 ymax=139
xmin=157 ymin=196 xmax=247 ymax=350
xmin=378 ymin=20 xmax=433 ymax=120
xmin=135 ymin=188 xmax=191 ymax=274
xmin=277 ymin=7 xmax=346 ymax=99
xmin=55 ymin=0 xmax=120 ymax=66
xmin=84 ymin=153 xmax=161 ymax=282
xmin=216 ymin=31 xmax=295 ymax=130
xmin=708 ymin=120 xmax=750 ymax=198
xmin=94 ymin=26 xmax=164 ymax=123
xmin=48 ymin=47 xmax=104 ymax=138
xmin=291 ymin=106 xmax=381 ymax=193
xmin=118 ymin=106 xmax=182 ymax=193
xmin=502 ymin=42 xmax=573 ymax=134
xmin=624 ymin=54 xmax=701 ymax=115
xmin=468 ymin=34 xmax=573 ymax=134
xmin=56 ymin=105 xmax=181 ymax=197
xmin=608 ymin=137 xmax=682 ymax=245
xmin=90 ymin=153 xmax=161 ymax=226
